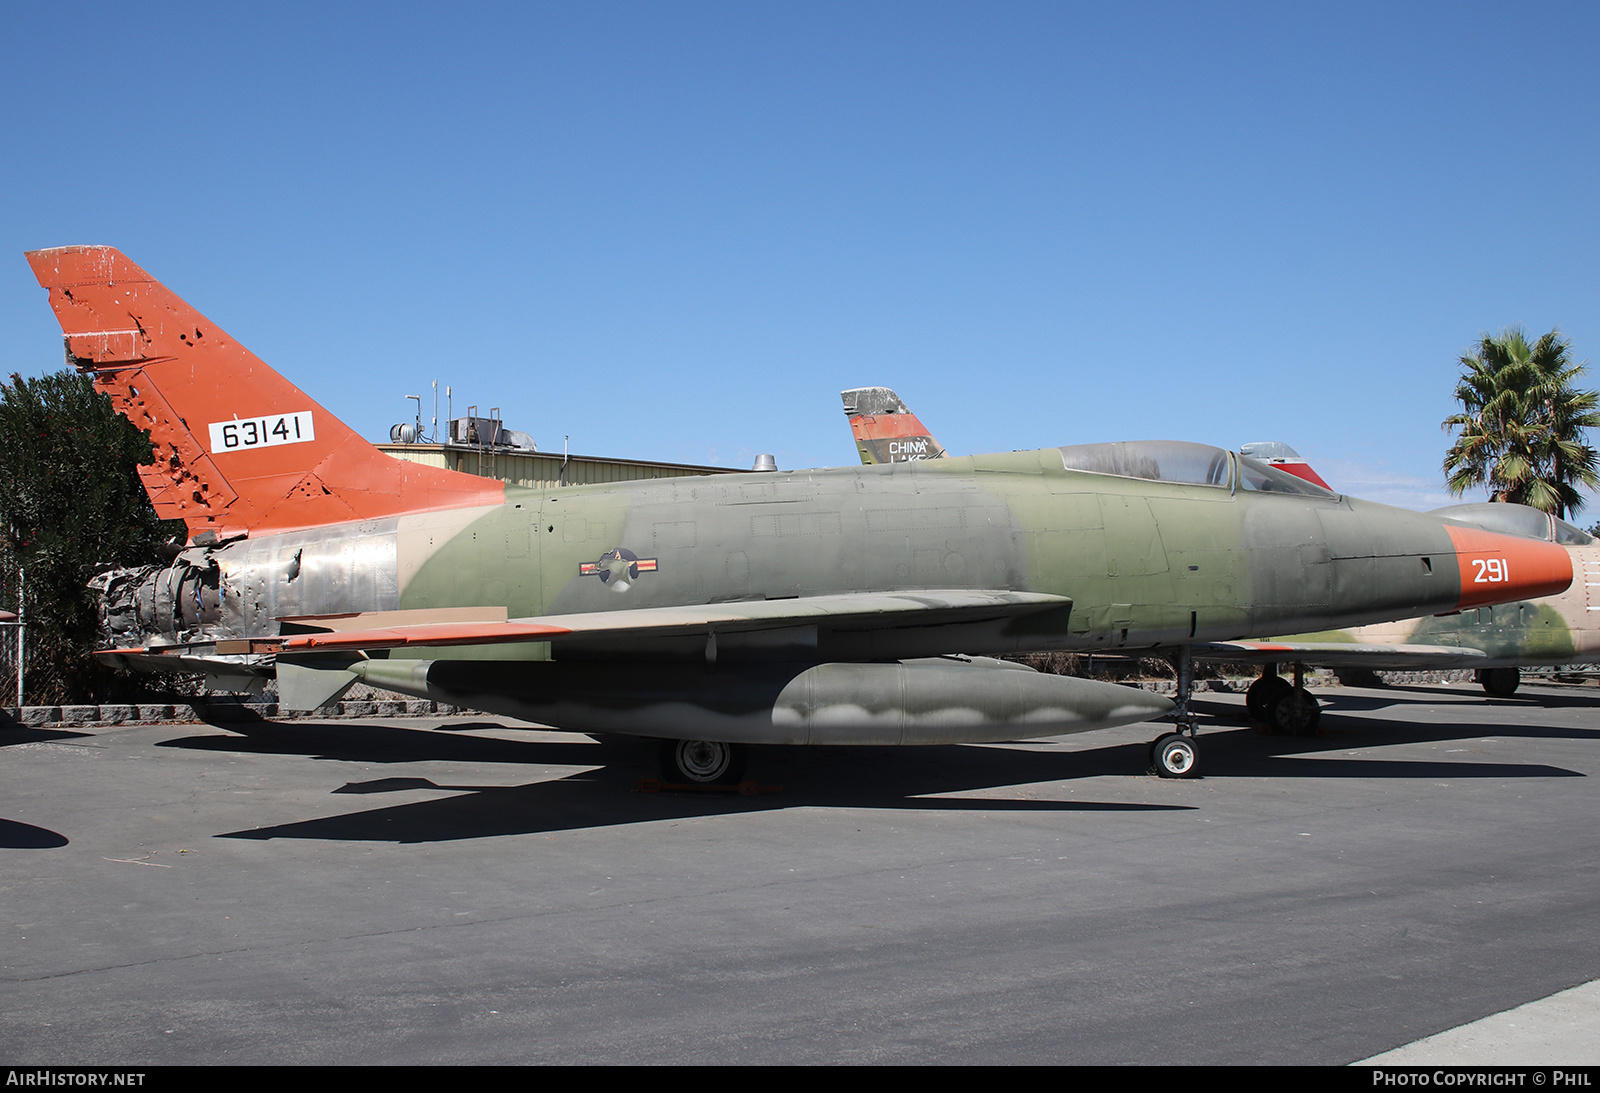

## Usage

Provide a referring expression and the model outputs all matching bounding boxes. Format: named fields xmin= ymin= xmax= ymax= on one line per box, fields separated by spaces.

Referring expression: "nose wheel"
xmin=1149 ymin=732 xmax=1199 ymax=778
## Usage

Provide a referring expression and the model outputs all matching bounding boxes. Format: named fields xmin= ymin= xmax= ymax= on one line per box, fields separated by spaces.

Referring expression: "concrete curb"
xmin=0 ymin=698 xmax=455 ymax=727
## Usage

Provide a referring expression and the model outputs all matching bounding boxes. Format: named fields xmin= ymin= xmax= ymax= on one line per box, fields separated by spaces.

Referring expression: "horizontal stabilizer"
xmin=276 ymin=656 xmax=365 ymax=711
xmin=96 ymin=644 xmax=273 ymax=675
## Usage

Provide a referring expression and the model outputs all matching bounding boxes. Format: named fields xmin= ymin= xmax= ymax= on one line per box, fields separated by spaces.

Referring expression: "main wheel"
xmin=1477 ymin=667 xmax=1520 ymax=697
xmin=1271 ymin=687 xmax=1321 ymax=736
xmin=659 ymin=739 xmax=748 ymax=785
xmin=1246 ymin=675 xmax=1293 ymax=723
xmin=1334 ymin=667 xmax=1384 ymax=688
xmin=1153 ymin=733 xmax=1199 ymax=778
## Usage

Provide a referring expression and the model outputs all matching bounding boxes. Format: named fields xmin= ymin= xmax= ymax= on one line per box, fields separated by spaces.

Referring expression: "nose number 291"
xmin=1472 ymin=557 xmax=1508 ymax=583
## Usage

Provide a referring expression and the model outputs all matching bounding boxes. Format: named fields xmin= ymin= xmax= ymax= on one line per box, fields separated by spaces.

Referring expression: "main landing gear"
xmin=658 ymin=739 xmax=749 ymax=786
xmin=1476 ymin=667 xmax=1520 ymax=697
xmin=1245 ymin=663 xmax=1321 ymax=735
xmin=1149 ymin=647 xmax=1202 ymax=778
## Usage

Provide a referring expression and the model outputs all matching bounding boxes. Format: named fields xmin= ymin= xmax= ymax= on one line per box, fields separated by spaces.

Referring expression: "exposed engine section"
xmin=90 ymin=522 xmax=405 ymax=653
xmin=91 ymin=547 xmax=225 ymax=649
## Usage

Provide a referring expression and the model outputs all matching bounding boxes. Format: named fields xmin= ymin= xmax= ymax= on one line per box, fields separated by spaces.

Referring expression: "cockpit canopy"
xmin=1055 ymin=441 xmax=1338 ymax=498
xmin=1432 ymin=502 xmax=1594 ymax=545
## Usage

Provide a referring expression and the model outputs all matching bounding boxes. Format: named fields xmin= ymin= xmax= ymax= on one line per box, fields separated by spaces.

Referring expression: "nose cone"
xmin=1445 ymin=524 xmax=1573 ymax=609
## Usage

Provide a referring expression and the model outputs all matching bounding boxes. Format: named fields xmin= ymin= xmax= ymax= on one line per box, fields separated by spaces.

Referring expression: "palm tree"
xmin=1442 ymin=327 xmax=1600 ymax=518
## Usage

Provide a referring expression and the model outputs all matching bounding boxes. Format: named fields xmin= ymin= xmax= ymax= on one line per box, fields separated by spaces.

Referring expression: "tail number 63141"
xmin=1473 ymin=557 xmax=1509 ymax=583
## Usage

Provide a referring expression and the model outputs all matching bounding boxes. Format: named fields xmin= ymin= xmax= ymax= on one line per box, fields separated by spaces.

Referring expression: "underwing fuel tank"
xmin=342 ymin=656 xmax=1175 ymax=745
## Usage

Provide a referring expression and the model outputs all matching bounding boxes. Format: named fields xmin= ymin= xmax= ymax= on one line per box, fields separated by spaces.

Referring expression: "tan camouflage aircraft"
xmin=21 ymin=249 xmax=1573 ymax=784
xmin=843 ymin=389 xmax=1600 ymax=734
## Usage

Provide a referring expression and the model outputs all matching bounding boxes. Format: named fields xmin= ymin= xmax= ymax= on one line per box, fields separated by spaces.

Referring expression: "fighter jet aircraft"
xmin=23 ymin=249 xmax=1572 ymax=784
xmin=843 ymin=389 xmax=1600 ymax=732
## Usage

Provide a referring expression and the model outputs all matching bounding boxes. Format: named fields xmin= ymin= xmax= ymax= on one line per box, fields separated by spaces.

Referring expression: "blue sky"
xmin=3 ymin=2 xmax=1596 ymax=514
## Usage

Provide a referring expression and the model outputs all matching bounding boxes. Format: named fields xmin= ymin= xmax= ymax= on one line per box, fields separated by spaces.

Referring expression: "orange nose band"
xmin=1445 ymin=525 xmax=1573 ymax=610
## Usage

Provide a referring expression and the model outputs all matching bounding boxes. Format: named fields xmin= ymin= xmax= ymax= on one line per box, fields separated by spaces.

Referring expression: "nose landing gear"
xmin=1151 ymin=647 xmax=1202 ymax=778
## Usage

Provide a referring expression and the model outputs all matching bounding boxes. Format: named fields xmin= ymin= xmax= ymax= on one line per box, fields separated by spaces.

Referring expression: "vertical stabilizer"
xmin=1239 ymin=441 xmax=1333 ymax=491
xmin=26 ymin=247 xmax=503 ymax=540
xmin=840 ymin=387 xmax=948 ymax=465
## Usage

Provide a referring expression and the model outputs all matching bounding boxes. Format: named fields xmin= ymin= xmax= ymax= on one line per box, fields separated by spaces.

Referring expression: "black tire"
xmin=1153 ymin=733 xmax=1199 ymax=778
xmin=1334 ymin=667 xmax=1384 ymax=688
xmin=659 ymin=739 xmax=748 ymax=785
xmin=1272 ymin=687 xmax=1321 ymax=736
xmin=1246 ymin=675 xmax=1293 ymax=723
xmin=1148 ymin=734 xmax=1169 ymax=766
xmin=1478 ymin=667 xmax=1520 ymax=698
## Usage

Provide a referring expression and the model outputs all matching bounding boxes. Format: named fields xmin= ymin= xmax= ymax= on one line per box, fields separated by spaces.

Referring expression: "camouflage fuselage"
xmin=132 ymin=447 xmax=1483 ymax=663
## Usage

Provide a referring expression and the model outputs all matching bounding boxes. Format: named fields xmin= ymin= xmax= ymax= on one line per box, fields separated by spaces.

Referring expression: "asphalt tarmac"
xmin=2 ymin=682 xmax=1596 ymax=1065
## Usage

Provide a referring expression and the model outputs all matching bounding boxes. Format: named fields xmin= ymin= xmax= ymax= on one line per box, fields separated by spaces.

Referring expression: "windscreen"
xmin=1432 ymin=502 xmax=1557 ymax=542
xmin=1555 ymin=519 xmax=1594 ymax=545
xmin=1056 ymin=441 xmax=1231 ymax=487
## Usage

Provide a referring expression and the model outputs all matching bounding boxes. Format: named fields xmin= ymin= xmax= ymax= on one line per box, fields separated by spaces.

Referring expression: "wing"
xmin=224 ymin=589 xmax=1074 ymax=653
xmin=1190 ymin=640 xmax=1490 ymax=670
xmin=96 ymin=589 xmax=1075 ymax=709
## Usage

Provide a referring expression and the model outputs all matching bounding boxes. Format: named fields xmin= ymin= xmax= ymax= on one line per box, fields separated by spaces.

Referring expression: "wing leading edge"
xmin=226 ymin=589 xmax=1075 ymax=654
xmin=1191 ymin=640 xmax=1489 ymax=670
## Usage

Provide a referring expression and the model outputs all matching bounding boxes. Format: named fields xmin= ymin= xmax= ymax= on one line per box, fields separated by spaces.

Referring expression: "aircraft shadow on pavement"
xmin=1192 ymin=695 xmax=1589 ymax=780
xmin=1314 ymin=684 xmax=1600 ymax=721
xmin=1364 ymin=680 xmax=1600 ymax=705
xmin=1273 ymin=689 xmax=1600 ymax=745
xmin=158 ymin=719 xmax=589 ymax=766
xmin=0 ymin=727 xmax=93 ymax=748
xmin=0 ymin=817 xmax=69 ymax=848
xmin=208 ymin=720 xmax=1203 ymax=843
xmin=194 ymin=698 xmax=1586 ymax=843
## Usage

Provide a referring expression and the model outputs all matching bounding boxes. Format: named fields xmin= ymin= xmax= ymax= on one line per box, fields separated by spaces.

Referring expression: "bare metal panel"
xmin=379 ymin=444 xmax=740 ymax=490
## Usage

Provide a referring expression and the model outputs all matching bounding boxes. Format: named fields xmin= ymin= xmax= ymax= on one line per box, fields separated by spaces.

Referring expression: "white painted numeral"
xmin=208 ymin=412 xmax=316 ymax=453
xmin=1472 ymin=557 xmax=1508 ymax=584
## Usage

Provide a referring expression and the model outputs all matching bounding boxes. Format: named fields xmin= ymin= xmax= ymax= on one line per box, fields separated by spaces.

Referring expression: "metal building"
xmin=377 ymin=441 xmax=743 ymax=489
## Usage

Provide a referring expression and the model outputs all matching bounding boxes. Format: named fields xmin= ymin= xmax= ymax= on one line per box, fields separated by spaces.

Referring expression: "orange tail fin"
xmin=26 ymin=247 xmax=502 ymax=541
xmin=840 ymin=387 xmax=947 ymax=465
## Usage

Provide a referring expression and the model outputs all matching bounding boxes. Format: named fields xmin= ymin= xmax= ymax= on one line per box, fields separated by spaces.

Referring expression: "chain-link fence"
xmin=0 ymin=557 xmax=19 ymax=706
